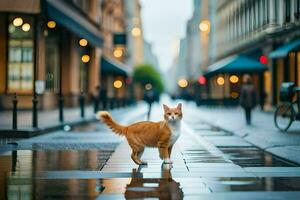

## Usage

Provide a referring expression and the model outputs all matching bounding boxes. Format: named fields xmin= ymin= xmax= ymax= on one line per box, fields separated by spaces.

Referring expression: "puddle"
xmin=220 ymin=147 xmax=298 ymax=167
xmin=204 ymin=177 xmax=300 ymax=192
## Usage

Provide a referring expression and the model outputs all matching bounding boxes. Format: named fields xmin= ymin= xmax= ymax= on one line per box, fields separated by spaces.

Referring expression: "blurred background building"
xmin=172 ymin=0 xmax=300 ymax=110
xmin=0 ymin=0 xmax=158 ymax=111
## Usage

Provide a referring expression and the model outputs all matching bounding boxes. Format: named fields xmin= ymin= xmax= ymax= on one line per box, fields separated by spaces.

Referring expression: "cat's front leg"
xmin=158 ymin=146 xmax=173 ymax=164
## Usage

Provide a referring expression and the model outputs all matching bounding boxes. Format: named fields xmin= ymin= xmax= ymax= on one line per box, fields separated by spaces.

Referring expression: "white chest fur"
xmin=168 ymin=121 xmax=181 ymax=145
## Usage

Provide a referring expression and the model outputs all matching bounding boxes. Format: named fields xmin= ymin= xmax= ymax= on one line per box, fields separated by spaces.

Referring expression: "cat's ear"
xmin=163 ymin=104 xmax=169 ymax=111
xmin=177 ymin=103 xmax=182 ymax=110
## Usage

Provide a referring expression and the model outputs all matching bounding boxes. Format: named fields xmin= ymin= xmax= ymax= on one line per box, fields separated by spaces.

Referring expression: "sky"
xmin=140 ymin=0 xmax=193 ymax=72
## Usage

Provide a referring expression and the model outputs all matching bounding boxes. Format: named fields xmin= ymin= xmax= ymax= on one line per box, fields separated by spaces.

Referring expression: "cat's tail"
xmin=96 ymin=111 xmax=127 ymax=136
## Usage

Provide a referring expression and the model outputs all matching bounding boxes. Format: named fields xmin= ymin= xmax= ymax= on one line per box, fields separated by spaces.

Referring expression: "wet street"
xmin=1 ymin=102 xmax=300 ymax=199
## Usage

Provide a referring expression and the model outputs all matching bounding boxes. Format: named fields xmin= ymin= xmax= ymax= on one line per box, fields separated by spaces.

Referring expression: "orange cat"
xmin=96 ymin=104 xmax=182 ymax=165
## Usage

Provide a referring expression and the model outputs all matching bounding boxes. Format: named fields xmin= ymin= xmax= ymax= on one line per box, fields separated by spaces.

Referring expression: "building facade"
xmin=206 ymin=0 xmax=300 ymax=108
xmin=0 ymin=0 xmax=145 ymax=111
xmin=0 ymin=0 xmax=103 ymax=109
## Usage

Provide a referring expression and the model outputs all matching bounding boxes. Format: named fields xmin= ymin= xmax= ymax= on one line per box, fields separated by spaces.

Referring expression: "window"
xmin=7 ymin=15 xmax=34 ymax=93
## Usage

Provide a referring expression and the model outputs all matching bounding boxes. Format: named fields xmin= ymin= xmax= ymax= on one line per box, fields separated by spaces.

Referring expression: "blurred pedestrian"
xmin=144 ymin=88 xmax=155 ymax=120
xmin=240 ymin=74 xmax=257 ymax=125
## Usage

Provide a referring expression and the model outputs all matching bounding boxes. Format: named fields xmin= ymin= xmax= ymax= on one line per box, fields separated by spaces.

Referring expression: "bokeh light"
xmin=47 ymin=21 xmax=56 ymax=29
xmin=178 ymin=79 xmax=188 ymax=88
xmin=199 ymin=20 xmax=210 ymax=32
xmin=81 ymin=55 xmax=90 ymax=63
xmin=229 ymin=75 xmax=239 ymax=84
xmin=132 ymin=27 xmax=141 ymax=37
xmin=13 ymin=17 xmax=23 ymax=26
xmin=145 ymin=83 xmax=152 ymax=90
xmin=198 ymin=76 xmax=206 ymax=85
xmin=113 ymin=48 xmax=123 ymax=58
xmin=259 ymin=55 xmax=268 ymax=65
xmin=79 ymin=38 xmax=88 ymax=47
xmin=113 ymin=80 xmax=123 ymax=89
xmin=216 ymin=76 xmax=225 ymax=86
xmin=22 ymin=23 xmax=31 ymax=32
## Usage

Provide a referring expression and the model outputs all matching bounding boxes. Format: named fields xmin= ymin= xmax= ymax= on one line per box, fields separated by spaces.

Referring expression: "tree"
xmin=133 ymin=63 xmax=164 ymax=94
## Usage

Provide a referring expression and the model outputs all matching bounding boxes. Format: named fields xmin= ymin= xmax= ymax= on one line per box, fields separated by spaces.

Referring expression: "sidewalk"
xmin=0 ymin=103 xmax=145 ymax=138
xmin=184 ymin=102 xmax=300 ymax=165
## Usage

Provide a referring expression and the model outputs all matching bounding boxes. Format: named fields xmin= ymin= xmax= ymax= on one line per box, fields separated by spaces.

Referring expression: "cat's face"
xmin=163 ymin=103 xmax=182 ymax=122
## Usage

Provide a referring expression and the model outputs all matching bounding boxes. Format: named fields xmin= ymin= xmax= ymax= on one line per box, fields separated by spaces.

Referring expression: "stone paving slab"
xmin=98 ymin=192 xmax=300 ymax=200
xmin=183 ymin=102 xmax=300 ymax=165
xmin=203 ymin=136 xmax=252 ymax=147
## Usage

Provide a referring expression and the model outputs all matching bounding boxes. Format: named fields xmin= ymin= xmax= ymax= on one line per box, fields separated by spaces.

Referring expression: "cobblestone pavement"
xmin=1 ymin=100 xmax=300 ymax=199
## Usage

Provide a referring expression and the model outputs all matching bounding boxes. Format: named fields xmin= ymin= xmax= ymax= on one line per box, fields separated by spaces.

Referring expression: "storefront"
xmin=269 ymin=38 xmax=300 ymax=105
xmin=100 ymin=56 xmax=131 ymax=108
xmin=203 ymin=55 xmax=267 ymax=107
xmin=0 ymin=0 xmax=103 ymax=109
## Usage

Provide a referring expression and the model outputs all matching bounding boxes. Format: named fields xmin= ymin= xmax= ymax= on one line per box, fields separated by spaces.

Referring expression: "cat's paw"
xmin=163 ymin=158 xmax=173 ymax=164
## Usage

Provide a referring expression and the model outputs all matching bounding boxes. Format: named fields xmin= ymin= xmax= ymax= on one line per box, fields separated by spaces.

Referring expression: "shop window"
xmin=7 ymin=15 xmax=34 ymax=93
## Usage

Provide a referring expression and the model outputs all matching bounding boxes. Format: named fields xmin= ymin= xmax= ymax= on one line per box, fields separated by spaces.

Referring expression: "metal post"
xmin=12 ymin=93 xmax=18 ymax=130
xmin=79 ymin=92 xmax=85 ymax=118
xmin=59 ymin=93 xmax=64 ymax=122
xmin=32 ymin=93 xmax=38 ymax=128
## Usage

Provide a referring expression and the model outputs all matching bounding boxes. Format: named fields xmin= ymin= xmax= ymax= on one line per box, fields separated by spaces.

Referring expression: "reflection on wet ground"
xmin=1 ymin=119 xmax=300 ymax=199
xmin=220 ymin=147 xmax=297 ymax=167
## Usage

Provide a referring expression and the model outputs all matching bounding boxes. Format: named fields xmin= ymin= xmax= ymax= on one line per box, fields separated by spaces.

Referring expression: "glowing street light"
xmin=13 ymin=17 xmax=23 ymax=26
xmin=81 ymin=55 xmax=90 ymax=63
xmin=145 ymin=83 xmax=152 ymax=90
xmin=113 ymin=48 xmax=123 ymax=58
xmin=199 ymin=20 xmax=210 ymax=33
xmin=113 ymin=80 xmax=123 ymax=89
xmin=216 ymin=76 xmax=225 ymax=86
xmin=22 ymin=23 xmax=31 ymax=32
xmin=47 ymin=21 xmax=56 ymax=29
xmin=178 ymin=79 xmax=188 ymax=88
xmin=131 ymin=27 xmax=141 ymax=37
xmin=229 ymin=75 xmax=239 ymax=84
xmin=79 ymin=38 xmax=88 ymax=47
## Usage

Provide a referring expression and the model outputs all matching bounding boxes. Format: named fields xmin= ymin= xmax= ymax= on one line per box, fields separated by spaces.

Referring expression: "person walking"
xmin=143 ymin=89 xmax=155 ymax=120
xmin=240 ymin=74 xmax=257 ymax=125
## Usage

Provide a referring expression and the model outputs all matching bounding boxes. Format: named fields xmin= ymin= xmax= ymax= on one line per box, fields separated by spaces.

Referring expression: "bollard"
xmin=12 ymin=93 xmax=18 ymax=130
xmin=32 ymin=93 xmax=38 ymax=128
xmin=79 ymin=92 xmax=85 ymax=118
xmin=58 ymin=93 xmax=64 ymax=122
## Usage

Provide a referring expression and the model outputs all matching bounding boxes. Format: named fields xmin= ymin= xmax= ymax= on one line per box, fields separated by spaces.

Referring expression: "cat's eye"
xmin=175 ymin=113 xmax=179 ymax=115
xmin=167 ymin=113 xmax=171 ymax=115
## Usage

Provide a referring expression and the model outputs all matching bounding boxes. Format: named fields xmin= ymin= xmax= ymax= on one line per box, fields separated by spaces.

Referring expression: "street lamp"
xmin=199 ymin=20 xmax=210 ymax=33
